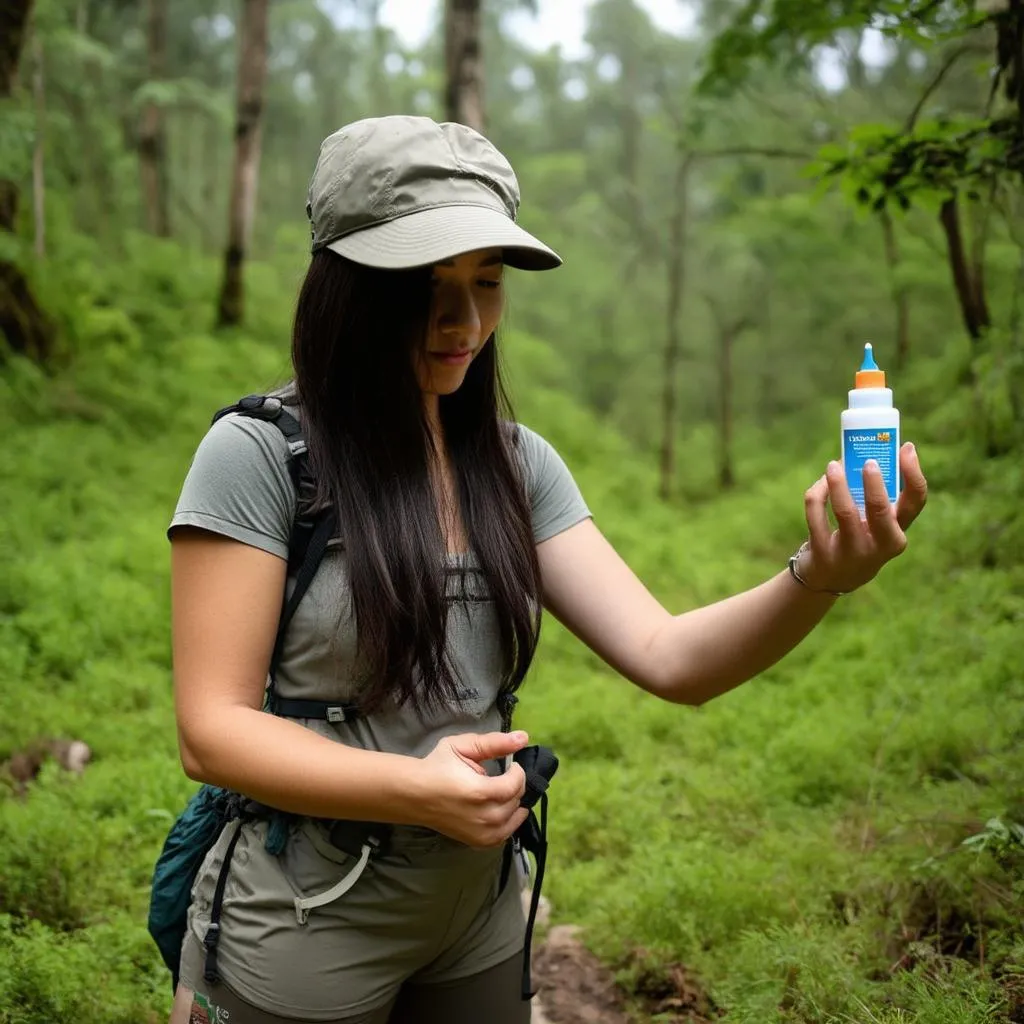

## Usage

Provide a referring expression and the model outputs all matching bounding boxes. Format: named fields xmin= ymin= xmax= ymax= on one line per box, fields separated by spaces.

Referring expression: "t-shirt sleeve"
xmin=516 ymin=425 xmax=592 ymax=544
xmin=168 ymin=414 xmax=295 ymax=560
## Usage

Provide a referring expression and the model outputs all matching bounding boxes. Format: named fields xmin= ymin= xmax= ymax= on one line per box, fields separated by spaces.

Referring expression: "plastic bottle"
xmin=841 ymin=343 xmax=900 ymax=516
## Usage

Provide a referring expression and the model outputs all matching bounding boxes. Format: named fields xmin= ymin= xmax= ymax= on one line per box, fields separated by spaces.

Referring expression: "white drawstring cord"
xmin=293 ymin=842 xmax=372 ymax=925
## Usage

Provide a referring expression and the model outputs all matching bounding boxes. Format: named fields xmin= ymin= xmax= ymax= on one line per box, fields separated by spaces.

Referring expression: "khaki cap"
xmin=306 ymin=115 xmax=561 ymax=272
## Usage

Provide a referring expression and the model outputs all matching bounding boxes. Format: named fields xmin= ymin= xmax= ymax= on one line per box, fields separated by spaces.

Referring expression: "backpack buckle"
xmin=201 ymin=922 xmax=220 ymax=951
xmin=237 ymin=394 xmax=282 ymax=419
xmin=326 ymin=706 xmax=348 ymax=724
xmin=328 ymin=819 xmax=392 ymax=858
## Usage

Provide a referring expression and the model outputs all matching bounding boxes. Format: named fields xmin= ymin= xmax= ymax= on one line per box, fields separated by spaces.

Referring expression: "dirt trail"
xmin=524 ymin=893 xmax=720 ymax=1024
xmin=531 ymin=925 xmax=630 ymax=1024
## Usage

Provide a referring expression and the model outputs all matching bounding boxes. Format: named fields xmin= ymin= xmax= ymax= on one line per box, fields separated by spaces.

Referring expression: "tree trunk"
xmin=445 ymin=0 xmax=484 ymax=133
xmin=704 ymin=292 xmax=752 ymax=492
xmin=969 ymin=189 xmax=994 ymax=333
xmin=757 ymin=280 xmax=774 ymax=423
xmin=216 ymin=0 xmax=269 ymax=328
xmin=367 ymin=0 xmax=389 ymax=113
xmin=0 ymin=0 xmax=53 ymax=361
xmin=622 ymin=49 xmax=643 ymax=240
xmin=139 ymin=0 xmax=171 ymax=237
xmin=718 ymin=322 xmax=736 ymax=490
xmin=32 ymin=33 xmax=45 ymax=259
xmin=203 ymin=115 xmax=220 ymax=251
xmin=880 ymin=209 xmax=910 ymax=369
xmin=845 ymin=29 xmax=870 ymax=90
xmin=659 ymin=155 xmax=691 ymax=501
xmin=939 ymin=195 xmax=986 ymax=342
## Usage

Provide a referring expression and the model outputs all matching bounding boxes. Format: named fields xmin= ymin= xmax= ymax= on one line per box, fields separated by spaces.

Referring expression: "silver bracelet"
xmin=788 ymin=542 xmax=847 ymax=597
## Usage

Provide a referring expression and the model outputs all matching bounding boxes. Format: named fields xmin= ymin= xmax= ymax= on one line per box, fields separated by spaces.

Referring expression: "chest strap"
xmin=273 ymin=698 xmax=361 ymax=724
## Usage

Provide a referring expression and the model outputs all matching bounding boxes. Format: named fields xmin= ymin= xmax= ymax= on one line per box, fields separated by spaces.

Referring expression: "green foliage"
xmin=699 ymin=0 xmax=988 ymax=93
xmin=816 ymin=117 xmax=1024 ymax=213
xmin=0 ymin=916 xmax=166 ymax=1024
xmin=961 ymin=817 xmax=1024 ymax=858
xmin=131 ymin=78 xmax=232 ymax=123
xmin=2 ymin=229 xmax=1022 ymax=1022
xmin=0 ymin=102 xmax=35 ymax=183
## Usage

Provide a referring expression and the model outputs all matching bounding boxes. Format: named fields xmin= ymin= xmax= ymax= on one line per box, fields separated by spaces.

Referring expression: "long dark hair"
xmin=289 ymin=249 xmax=541 ymax=714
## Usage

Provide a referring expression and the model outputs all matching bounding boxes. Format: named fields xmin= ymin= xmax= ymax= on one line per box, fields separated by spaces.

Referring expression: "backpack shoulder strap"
xmin=211 ymin=395 xmax=357 ymax=723
xmin=211 ymin=394 xmax=326 ymax=673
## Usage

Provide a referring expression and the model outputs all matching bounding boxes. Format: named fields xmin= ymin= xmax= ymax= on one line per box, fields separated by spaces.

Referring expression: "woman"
xmin=168 ymin=115 xmax=928 ymax=1024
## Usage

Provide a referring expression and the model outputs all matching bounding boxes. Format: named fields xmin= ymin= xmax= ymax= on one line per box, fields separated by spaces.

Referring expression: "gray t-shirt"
xmin=169 ymin=411 xmax=591 ymax=759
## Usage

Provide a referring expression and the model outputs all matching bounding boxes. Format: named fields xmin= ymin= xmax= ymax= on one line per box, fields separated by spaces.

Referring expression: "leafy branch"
xmin=698 ymin=0 xmax=992 ymax=95
xmin=816 ymin=117 xmax=1023 ymax=212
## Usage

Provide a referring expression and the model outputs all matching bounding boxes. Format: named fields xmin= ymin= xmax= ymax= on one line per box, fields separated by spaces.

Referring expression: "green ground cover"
xmin=1 ymin=241 xmax=1022 ymax=1022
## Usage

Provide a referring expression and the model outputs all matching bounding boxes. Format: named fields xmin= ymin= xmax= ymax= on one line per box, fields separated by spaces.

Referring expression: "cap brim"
xmin=323 ymin=204 xmax=561 ymax=272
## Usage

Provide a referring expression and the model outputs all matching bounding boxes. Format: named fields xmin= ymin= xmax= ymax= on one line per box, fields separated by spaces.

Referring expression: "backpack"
xmin=147 ymin=394 xmax=556 ymax=1000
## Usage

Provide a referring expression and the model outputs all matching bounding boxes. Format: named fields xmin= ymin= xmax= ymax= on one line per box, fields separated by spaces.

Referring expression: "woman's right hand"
xmin=419 ymin=731 xmax=531 ymax=848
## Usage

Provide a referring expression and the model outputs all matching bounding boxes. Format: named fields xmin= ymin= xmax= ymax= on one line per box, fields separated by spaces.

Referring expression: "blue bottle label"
xmin=843 ymin=428 xmax=899 ymax=509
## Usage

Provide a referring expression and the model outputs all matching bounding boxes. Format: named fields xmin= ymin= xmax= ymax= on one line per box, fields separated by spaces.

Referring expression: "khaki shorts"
xmin=184 ymin=949 xmax=530 ymax=1024
xmin=179 ymin=818 xmax=527 ymax=1021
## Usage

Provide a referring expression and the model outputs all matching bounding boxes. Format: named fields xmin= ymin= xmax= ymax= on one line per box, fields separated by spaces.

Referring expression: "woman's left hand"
xmin=799 ymin=442 xmax=928 ymax=595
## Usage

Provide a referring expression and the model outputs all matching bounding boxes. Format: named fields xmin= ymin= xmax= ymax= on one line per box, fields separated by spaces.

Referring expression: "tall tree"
xmin=586 ymin=0 xmax=662 ymax=262
xmin=32 ymin=31 xmax=46 ymax=259
xmin=702 ymin=270 xmax=764 ymax=490
xmin=659 ymin=152 xmax=692 ymax=500
xmin=216 ymin=0 xmax=269 ymax=328
xmin=445 ymin=0 xmax=484 ymax=132
xmin=139 ymin=0 xmax=170 ymax=237
xmin=0 ymin=0 xmax=53 ymax=360
xmin=365 ymin=0 xmax=390 ymax=113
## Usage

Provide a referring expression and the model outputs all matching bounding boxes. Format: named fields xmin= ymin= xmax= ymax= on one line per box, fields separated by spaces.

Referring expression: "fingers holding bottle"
xmin=896 ymin=442 xmax=928 ymax=531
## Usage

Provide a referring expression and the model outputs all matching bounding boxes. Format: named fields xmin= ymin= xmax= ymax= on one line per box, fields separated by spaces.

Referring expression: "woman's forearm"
xmin=649 ymin=569 xmax=837 ymax=705
xmin=180 ymin=708 xmax=429 ymax=826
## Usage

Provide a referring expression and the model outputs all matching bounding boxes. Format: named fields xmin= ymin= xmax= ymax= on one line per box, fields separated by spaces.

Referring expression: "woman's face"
xmin=415 ymin=248 xmax=504 ymax=396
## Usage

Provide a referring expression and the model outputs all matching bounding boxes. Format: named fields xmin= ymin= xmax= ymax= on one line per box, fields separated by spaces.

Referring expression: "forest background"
xmin=1 ymin=0 xmax=1023 ymax=1021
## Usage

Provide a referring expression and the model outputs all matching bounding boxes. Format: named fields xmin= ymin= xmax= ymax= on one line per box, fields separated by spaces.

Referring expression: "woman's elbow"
xmin=176 ymin=724 xmax=217 ymax=783
xmin=178 ymin=740 xmax=206 ymax=782
xmin=639 ymin=665 xmax=712 ymax=707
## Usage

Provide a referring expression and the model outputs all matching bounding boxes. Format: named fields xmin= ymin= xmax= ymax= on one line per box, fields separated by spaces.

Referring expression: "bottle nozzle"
xmin=855 ymin=342 xmax=886 ymax=388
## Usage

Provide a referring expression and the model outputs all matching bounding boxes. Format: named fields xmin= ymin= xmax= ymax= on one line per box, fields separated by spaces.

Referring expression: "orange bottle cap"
xmin=855 ymin=368 xmax=886 ymax=388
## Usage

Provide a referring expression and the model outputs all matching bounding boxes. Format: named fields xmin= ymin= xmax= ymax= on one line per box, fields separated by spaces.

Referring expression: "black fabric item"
xmin=498 ymin=838 xmax=515 ymax=897
xmin=327 ymin=819 xmax=393 ymax=859
xmin=516 ymin=794 xmax=549 ymax=1000
xmin=492 ymin=746 xmax=559 ymax=1000
xmin=513 ymin=745 xmax=558 ymax=810
xmin=202 ymin=822 xmax=244 ymax=984
xmin=497 ymin=744 xmax=557 ymax=896
xmin=273 ymin=696 xmax=361 ymax=723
